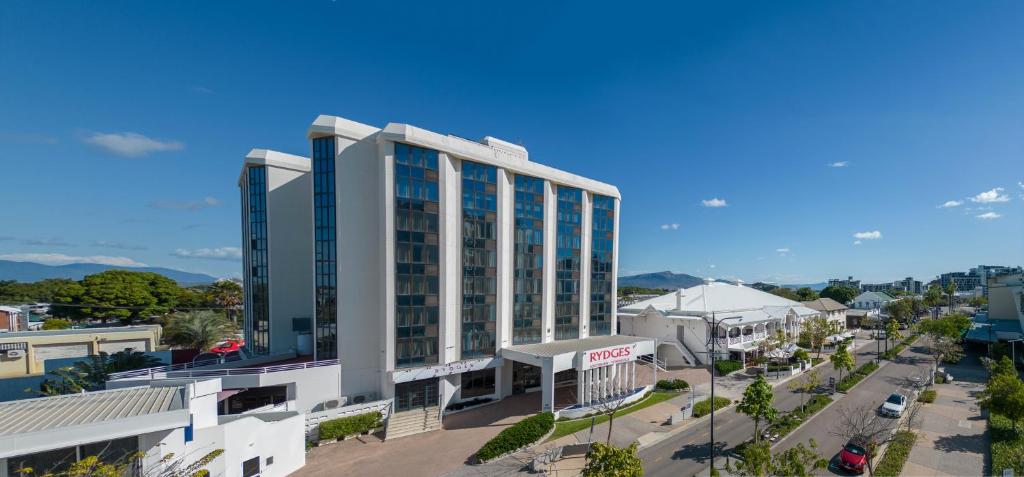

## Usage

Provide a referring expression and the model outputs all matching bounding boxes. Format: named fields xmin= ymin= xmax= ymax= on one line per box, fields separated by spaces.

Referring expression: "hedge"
xmin=837 ymin=361 xmax=879 ymax=392
xmin=874 ymin=431 xmax=916 ymax=477
xmin=318 ymin=411 xmax=382 ymax=440
xmin=918 ymin=389 xmax=936 ymax=403
xmin=693 ymin=397 xmax=731 ymax=418
xmin=656 ymin=379 xmax=690 ymax=391
xmin=476 ymin=412 xmax=554 ymax=462
xmin=991 ymin=412 xmax=1024 ymax=476
xmin=714 ymin=360 xmax=743 ymax=375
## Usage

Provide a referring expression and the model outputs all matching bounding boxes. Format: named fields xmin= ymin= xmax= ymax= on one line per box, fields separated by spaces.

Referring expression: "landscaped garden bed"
xmin=317 ymin=411 xmax=383 ymax=444
xmin=476 ymin=412 xmax=555 ymax=463
xmin=548 ymin=390 xmax=676 ymax=441
xmin=693 ymin=396 xmax=731 ymax=418
xmin=714 ymin=359 xmax=743 ymax=376
xmin=990 ymin=412 xmax=1024 ymax=476
xmin=874 ymin=430 xmax=916 ymax=477
xmin=917 ymin=389 xmax=936 ymax=403
xmin=656 ymin=378 xmax=690 ymax=391
xmin=836 ymin=361 xmax=879 ymax=392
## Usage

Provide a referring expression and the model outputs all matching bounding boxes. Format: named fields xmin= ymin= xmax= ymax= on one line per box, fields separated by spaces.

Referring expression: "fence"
xmin=109 ymin=358 xmax=339 ymax=380
xmin=305 ymin=398 xmax=394 ymax=439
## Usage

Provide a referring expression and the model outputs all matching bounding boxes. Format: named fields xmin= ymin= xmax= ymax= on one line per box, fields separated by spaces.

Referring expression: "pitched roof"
xmin=619 ymin=281 xmax=802 ymax=314
xmin=802 ymin=298 xmax=848 ymax=312
xmin=0 ymin=386 xmax=185 ymax=437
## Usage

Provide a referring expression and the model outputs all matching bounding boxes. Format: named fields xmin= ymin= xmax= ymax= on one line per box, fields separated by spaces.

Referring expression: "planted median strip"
xmin=547 ymin=390 xmax=681 ymax=442
xmin=874 ymin=430 xmax=916 ymax=477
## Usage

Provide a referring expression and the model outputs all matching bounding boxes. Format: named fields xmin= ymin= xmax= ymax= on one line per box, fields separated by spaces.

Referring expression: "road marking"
xmin=958 ymin=420 xmax=971 ymax=429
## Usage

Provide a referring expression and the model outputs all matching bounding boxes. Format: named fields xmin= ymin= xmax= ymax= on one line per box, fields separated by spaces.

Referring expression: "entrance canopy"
xmin=501 ymin=335 xmax=655 ymax=413
xmin=503 ymin=335 xmax=655 ymax=373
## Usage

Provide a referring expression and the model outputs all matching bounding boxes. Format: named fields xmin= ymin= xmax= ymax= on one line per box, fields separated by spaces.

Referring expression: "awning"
xmin=502 ymin=335 xmax=655 ymax=371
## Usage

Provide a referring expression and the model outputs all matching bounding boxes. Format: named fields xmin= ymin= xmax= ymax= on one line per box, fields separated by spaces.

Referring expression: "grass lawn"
xmin=547 ymin=391 xmax=679 ymax=442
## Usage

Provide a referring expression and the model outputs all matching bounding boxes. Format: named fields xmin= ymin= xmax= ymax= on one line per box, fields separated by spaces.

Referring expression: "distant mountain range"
xmin=618 ymin=271 xmax=826 ymax=291
xmin=0 ymin=260 xmax=219 ymax=285
xmin=778 ymin=282 xmax=828 ymax=291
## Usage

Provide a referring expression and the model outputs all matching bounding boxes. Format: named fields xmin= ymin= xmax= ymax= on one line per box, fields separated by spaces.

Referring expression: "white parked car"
xmin=879 ymin=393 xmax=907 ymax=418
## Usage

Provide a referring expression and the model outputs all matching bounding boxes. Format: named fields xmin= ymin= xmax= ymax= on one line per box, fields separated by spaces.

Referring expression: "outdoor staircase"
xmin=661 ymin=339 xmax=699 ymax=367
xmin=385 ymin=406 xmax=442 ymax=440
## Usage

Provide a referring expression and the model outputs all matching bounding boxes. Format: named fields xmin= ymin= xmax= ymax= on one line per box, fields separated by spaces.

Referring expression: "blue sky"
xmin=1 ymin=1 xmax=1021 ymax=283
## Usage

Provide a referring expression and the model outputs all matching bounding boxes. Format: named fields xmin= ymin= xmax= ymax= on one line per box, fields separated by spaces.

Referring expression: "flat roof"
xmin=0 ymin=324 xmax=160 ymax=340
xmin=506 ymin=335 xmax=652 ymax=358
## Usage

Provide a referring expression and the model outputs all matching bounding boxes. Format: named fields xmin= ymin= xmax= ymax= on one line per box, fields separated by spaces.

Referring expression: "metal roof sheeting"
xmin=0 ymin=386 xmax=184 ymax=436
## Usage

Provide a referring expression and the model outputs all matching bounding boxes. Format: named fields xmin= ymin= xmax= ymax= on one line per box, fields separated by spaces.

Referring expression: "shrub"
xmin=693 ymin=397 xmax=731 ymax=418
xmin=918 ymin=390 xmax=936 ymax=403
xmin=810 ymin=357 xmax=824 ymax=366
xmin=874 ymin=431 xmax=916 ymax=477
xmin=714 ymin=360 xmax=743 ymax=375
xmin=476 ymin=412 xmax=554 ymax=462
xmin=318 ymin=411 xmax=382 ymax=440
xmin=935 ymin=373 xmax=946 ymax=384
xmin=656 ymin=379 xmax=690 ymax=391
xmin=836 ymin=362 xmax=880 ymax=392
xmin=991 ymin=412 xmax=1024 ymax=476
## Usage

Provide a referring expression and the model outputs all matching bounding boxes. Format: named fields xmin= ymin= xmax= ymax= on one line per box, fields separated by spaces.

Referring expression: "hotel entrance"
xmin=512 ymin=362 xmax=541 ymax=394
xmin=394 ymin=378 xmax=439 ymax=412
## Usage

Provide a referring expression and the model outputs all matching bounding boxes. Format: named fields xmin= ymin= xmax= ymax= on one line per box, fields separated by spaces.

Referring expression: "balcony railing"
xmin=109 ymin=358 xmax=340 ymax=380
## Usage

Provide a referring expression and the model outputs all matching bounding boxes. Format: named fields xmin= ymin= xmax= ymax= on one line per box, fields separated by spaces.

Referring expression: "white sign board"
xmin=579 ymin=343 xmax=640 ymax=371
xmin=391 ymin=356 xmax=501 ymax=384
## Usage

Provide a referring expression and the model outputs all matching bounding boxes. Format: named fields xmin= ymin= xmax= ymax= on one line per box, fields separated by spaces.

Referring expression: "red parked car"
xmin=210 ymin=339 xmax=243 ymax=354
xmin=838 ymin=436 xmax=871 ymax=474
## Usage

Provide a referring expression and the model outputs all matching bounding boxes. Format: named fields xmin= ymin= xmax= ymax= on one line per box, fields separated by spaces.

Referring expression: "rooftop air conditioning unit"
xmin=5 ymin=350 xmax=25 ymax=358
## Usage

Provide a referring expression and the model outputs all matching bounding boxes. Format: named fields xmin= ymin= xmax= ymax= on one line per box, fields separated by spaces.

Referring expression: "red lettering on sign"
xmin=589 ymin=346 xmax=633 ymax=363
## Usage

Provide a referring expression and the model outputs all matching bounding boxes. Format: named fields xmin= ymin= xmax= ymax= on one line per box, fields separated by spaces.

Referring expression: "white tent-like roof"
xmin=620 ymin=280 xmax=817 ymax=317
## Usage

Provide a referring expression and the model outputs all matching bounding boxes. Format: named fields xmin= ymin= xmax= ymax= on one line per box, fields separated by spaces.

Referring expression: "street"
xmin=640 ymin=337 xmax=928 ymax=477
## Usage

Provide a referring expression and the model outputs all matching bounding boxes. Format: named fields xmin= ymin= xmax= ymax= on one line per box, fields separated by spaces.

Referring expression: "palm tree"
xmin=945 ymin=282 xmax=957 ymax=313
xmin=163 ymin=311 xmax=239 ymax=352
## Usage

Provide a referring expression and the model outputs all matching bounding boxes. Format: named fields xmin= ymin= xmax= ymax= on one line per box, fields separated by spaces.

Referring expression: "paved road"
xmin=640 ymin=338 xmax=919 ymax=477
xmin=774 ymin=340 xmax=933 ymax=475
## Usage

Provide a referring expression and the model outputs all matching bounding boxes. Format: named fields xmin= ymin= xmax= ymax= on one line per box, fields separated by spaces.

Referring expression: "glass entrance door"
xmin=395 ymin=378 xmax=439 ymax=412
xmin=512 ymin=362 xmax=541 ymax=394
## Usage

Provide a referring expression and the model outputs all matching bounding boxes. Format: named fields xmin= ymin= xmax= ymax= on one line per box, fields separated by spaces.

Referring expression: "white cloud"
xmin=1018 ymin=181 xmax=1024 ymax=189
xmin=150 ymin=197 xmax=221 ymax=210
xmin=85 ymin=132 xmax=184 ymax=157
xmin=701 ymin=198 xmax=728 ymax=208
xmin=709 ymin=264 xmax=716 ymax=269
xmin=939 ymin=200 xmax=963 ymax=208
xmin=969 ymin=187 xmax=1010 ymax=203
xmin=976 ymin=212 xmax=1002 ymax=220
xmin=853 ymin=230 xmax=882 ymax=240
xmin=0 ymin=253 xmax=146 ymax=267
xmin=660 ymin=223 xmax=680 ymax=230
xmin=172 ymin=247 xmax=242 ymax=261
xmin=191 ymin=85 xmax=214 ymax=94
xmin=775 ymin=248 xmax=790 ymax=253
xmin=21 ymin=237 xmax=74 ymax=247
xmin=828 ymin=161 xmax=848 ymax=168
xmin=853 ymin=240 xmax=862 ymax=245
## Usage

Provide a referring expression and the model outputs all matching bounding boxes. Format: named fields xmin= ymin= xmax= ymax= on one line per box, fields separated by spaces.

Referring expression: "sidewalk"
xmin=901 ymin=354 xmax=987 ymax=477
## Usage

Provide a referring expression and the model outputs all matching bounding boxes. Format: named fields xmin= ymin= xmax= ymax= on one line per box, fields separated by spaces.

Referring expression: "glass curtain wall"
xmin=244 ymin=166 xmax=270 ymax=356
xmin=460 ymin=161 xmax=497 ymax=358
xmin=312 ymin=137 xmax=338 ymax=359
xmin=555 ymin=186 xmax=582 ymax=340
xmin=512 ymin=175 xmax=544 ymax=344
xmin=589 ymin=195 xmax=615 ymax=336
xmin=394 ymin=143 xmax=440 ymax=368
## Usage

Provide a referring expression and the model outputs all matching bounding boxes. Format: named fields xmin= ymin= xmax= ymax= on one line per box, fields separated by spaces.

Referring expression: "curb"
xmin=636 ymin=400 xmax=738 ymax=450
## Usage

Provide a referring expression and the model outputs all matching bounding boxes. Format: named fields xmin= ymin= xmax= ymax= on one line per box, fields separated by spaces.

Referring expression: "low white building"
xmin=617 ymin=280 xmax=819 ymax=367
xmin=849 ymin=290 xmax=897 ymax=311
xmin=0 ymin=381 xmax=304 ymax=477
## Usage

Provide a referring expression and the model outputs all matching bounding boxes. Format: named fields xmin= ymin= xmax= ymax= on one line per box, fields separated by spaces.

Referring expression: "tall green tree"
xmin=819 ymin=285 xmax=859 ymax=305
xmin=770 ymin=287 xmax=800 ymax=301
xmin=738 ymin=374 xmax=778 ymax=442
xmin=52 ymin=270 xmax=181 ymax=324
xmin=884 ymin=319 xmax=902 ymax=355
xmin=795 ymin=287 xmax=819 ymax=301
xmin=945 ymin=281 xmax=957 ymax=311
xmin=923 ymin=285 xmax=943 ymax=309
xmin=979 ymin=373 xmax=1024 ymax=433
xmin=582 ymin=442 xmax=643 ymax=477
xmin=831 ymin=342 xmax=855 ymax=383
xmin=804 ymin=316 xmax=831 ymax=358
xmin=728 ymin=439 xmax=827 ymax=477
xmin=788 ymin=369 xmax=821 ymax=411
xmin=36 ymin=351 xmax=163 ymax=396
xmin=163 ymin=311 xmax=239 ymax=352
xmin=208 ymin=280 xmax=243 ymax=324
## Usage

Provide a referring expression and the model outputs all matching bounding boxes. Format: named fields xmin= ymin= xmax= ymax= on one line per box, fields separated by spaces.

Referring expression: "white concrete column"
xmin=630 ymin=360 xmax=636 ymax=391
xmin=579 ymin=191 xmax=592 ymax=339
xmin=542 ymin=180 xmax=557 ymax=342
xmin=438 ymin=153 xmax=460 ymax=364
xmin=576 ymin=369 xmax=584 ymax=405
xmin=616 ymin=362 xmax=624 ymax=395
xmin=541 ymin=359 xmax=555 ymax=413
xmin=600 ymin=366 xmax=607 ymax=400
xmin=589 ymin=368 xmax=596 ymax=404
xmin=496 ymin=168 xmax=514 ymax=352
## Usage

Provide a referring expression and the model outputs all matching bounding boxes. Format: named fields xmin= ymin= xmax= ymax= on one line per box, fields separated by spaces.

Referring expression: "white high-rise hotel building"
xmin=239 ymin=115 xmax=651 ymax=422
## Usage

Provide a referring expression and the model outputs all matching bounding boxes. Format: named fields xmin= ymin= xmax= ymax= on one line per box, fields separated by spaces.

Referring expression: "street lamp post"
xmin=702 ymin=312 xmax=720 ymax=469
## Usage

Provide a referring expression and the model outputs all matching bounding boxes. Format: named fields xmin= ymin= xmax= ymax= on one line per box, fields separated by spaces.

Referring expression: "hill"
xmin=617 ymin=271 xmax=708 ymax=289
xmin=0 ymin=260 xmax=219 ymax=285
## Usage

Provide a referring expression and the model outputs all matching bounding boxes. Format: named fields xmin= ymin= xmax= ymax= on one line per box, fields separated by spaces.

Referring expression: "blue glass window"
xmin=513 ymin=175 xmax=544 ymax=344
xmin=395 ymin=143 xmax=440 ymax=368
xmin=312 ymin=137 xmax=337 ymax=359
xmin=555 ymin=186 xmax=582 ymax=340
xmin=461 ymin=161 xmax=497 ymax=358
xmin=590 ymin=195 xmax=615 ymax=336
xmin=244 ymin=166 xmax=270 ymax=356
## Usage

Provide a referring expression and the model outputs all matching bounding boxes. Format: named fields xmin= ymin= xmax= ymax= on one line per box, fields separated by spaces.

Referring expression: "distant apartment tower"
xmin=893 ymin=277 xmax=922 ymax=294
xmin=971 ymin=265 xmax=1024 ymax=296
xmin=938 ymin=272 xmax=982 ymax=294
xmin=238 ymin=149 xmax=314 ymax=357
xmin=240 ymin=115 xmax=628 ymax=421
xmin=828 ymin=277 xmax=861 ymax=289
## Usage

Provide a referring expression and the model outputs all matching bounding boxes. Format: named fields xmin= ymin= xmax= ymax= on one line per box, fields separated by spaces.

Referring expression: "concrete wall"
xmin=0 ymin=326 xmax=161 ymax=378
xmin=266 ymin=165 xmax=314 ymax=356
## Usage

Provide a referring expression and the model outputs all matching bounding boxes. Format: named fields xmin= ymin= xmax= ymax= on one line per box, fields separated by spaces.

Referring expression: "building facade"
xmin=238 ymin=150 xmax=315 ymax=358
xmin=239 ymin=115 xmax=638 ymax=428
xmin=827 ymin=277 xmax=861 ymax=290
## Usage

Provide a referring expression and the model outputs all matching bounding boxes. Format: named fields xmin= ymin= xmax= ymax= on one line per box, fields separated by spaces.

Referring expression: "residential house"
xmin=801 ymin=298 xmax=848 ymax=331
xmin=850 ymin=291 xmax=897 ymax=311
